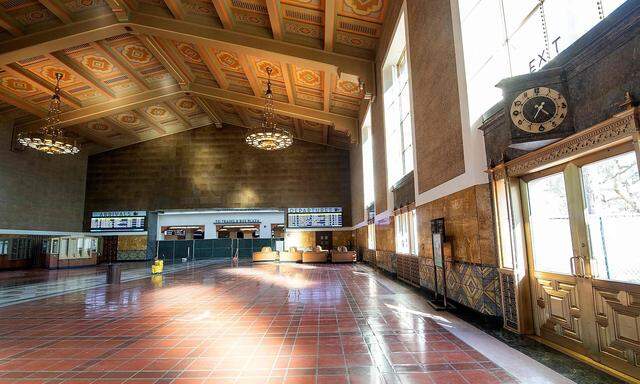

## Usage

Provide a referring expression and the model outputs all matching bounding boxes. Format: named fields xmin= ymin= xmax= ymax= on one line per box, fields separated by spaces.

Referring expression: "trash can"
xmin=106 ymin=263 xmax=121 ymax=284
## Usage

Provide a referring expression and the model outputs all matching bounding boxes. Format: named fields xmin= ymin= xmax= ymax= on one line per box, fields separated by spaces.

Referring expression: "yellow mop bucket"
xmin=151 ymin=259 xmax=164 ymax=274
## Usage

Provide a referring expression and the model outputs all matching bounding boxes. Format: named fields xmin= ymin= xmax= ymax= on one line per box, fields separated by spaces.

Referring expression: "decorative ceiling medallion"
xmin=255 ymin=60 xmax=281 ymax=79
xmin=0 ymin=77 xmax=36 ymax=94
xmin=176 ymin=42 xmax=202 ymax=64
xmin=145 ymin=105 xmax=168 ymax=118
xmin=81 ymin=55 xmax=114 ymax=73
xmin=343 ymin=0 xmax=383 ymax=17
xmin=215 ymin=51 xmax=242 ymax=71
xmin=121 ymin=44 xmax=152 ymax=64
xmin=175 ymin=98 xmax=197 ymax=113
xmin=88 ymin=122 xmax=110 ymax=131
xmin=336 ymin=79 xmax=361 ymax=96
xmin=115 ymin=112 xmax=140 ymax=125
xmin=295 ymin=68 xmax=321 ymax=88
xmin=41 ymin=66 xmax=74 ymax=83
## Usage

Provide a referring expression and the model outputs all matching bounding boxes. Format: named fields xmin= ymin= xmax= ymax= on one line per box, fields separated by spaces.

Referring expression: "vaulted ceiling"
xmin=0 ymin=0 xmax=387 ymax=151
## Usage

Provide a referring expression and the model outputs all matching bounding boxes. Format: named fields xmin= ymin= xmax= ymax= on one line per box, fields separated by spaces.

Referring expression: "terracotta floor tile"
xmin=0 ymin=262 xmax=519 ymax=383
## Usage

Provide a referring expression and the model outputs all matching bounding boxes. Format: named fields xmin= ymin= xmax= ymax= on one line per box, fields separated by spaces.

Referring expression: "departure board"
xmin=287 ymin=207 xmax=342 ymax=228
xmin=90 ymin=211 xmax=147 ymax=232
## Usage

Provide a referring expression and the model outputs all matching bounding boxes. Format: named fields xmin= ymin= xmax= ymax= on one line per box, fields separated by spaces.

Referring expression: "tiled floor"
xmin=0 ymin=262 xmax=572 ymax=383
xmin=0 ymin=260 xmax=225 ymax=307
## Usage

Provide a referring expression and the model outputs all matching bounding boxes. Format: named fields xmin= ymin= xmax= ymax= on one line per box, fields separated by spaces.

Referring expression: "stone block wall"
xmin=84 ymin=125 xmax=351 ymax=226
xmin=416 ymin=184 xmax=501 ymax=316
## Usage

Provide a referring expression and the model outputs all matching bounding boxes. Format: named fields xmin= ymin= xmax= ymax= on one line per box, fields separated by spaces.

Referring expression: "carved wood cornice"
xmin=488 ymin=107 xmax=639 ymax=178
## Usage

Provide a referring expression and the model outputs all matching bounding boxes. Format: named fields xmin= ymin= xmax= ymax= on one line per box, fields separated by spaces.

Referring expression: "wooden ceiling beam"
xmin=197 ymin=45 xmax=228 ymax=90
xmin=0 ymin=14 xmax=122 ymax=66
xmin=16 ymin=84 xmax=182 ymax=130
xmin=164 ymin=0 xmax=186 ymax=20
xmin=234 ymin=105 xmax=252 ymax=127
xmin=104 ymin=0 xmax=134 ymax=21
xmin=237 ymin=53 xmax=262 ymax=97
xmin=0 ymin=89 xmax=46 ymax=117
xmin=323 ymin=70 xmax=331 ymax=112
xmin=68 ymin=124 xmax=114 ymax=148
xmin=136 ymin=109 xmax=167 ymax=134
xmin=126 ymin=12 xmax=373 ymax=88
xmin=3 ymin=64 xmax=83 ymax=109
xmin=138 ymin=34 xmax=194 ymax=88
xmin=281 ymin=62 xmax=295 ymax=104
xmin=39 ymin=0 xmax=73 ymax=24
xmin=193 ymin=96 xmax=222 ymax=127
xmin=324 ymin=0 xmax=336 ymax=51
xmin=265 ymin=0 xmax=283 ymax=40
xmin=0 ymin=10 xmax=23 ymax=37
xmin=90 ymin=41 xmax=150 ymax=91
xmin=211 ymin=0 xmax=234 ymax=30
xmin=189 ymin=81 xmax=357 ymax=139
xmin=0 ymin=13 xmax=374 ymax=95
xmin=164 ymin=101 xmax=192 ymax=128
xmin=48 ymin=52 xmax=117 ymax=100
xmin=100 ymin=117 xmax=142 ymax=140
xmin=293 ymin=118 xmax=302 ymax=140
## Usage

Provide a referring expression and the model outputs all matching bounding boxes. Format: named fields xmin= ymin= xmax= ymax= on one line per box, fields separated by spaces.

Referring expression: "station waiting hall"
xmin=1 ymin=0 xmax=640 ymax=383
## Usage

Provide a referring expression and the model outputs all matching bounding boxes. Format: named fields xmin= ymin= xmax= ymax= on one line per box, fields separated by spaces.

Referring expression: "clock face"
xmin=510 ymin=87 xmax=567 ymax=133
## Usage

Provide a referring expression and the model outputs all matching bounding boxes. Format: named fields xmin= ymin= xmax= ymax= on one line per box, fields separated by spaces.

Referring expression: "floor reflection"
xmin=0 ymin=262 xmax=519 ymax=383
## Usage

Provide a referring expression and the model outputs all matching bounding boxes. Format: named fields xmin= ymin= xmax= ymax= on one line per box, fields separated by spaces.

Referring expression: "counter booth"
xmin=156 ymin=238 xmax=284 ymax=263
xmin=46 ymin=236 xmax=99 ymax=269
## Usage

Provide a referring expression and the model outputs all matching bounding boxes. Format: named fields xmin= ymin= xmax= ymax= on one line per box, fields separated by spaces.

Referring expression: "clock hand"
xmin=533 ymin=102 xmax=545 ymax=119
xmin=539 ymin=108 xmax=550 ymax=116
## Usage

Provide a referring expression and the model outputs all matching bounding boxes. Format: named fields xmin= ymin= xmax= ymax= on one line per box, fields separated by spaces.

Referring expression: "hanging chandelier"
xmin=245 ymin=67 xmax=293 ymax=151
xmin=18 ymin=73 xmax=79 ymax=155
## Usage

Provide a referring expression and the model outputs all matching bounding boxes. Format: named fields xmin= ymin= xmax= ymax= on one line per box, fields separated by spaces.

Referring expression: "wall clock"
xmin=510 ymin=87 xmax=568 ymax=133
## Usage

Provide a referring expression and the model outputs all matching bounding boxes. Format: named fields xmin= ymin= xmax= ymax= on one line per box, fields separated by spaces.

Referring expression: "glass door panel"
xmin=527 ymin=172 xmax=574 ymax=274
xmin=581 ymin=151 xmax=640 ymax=284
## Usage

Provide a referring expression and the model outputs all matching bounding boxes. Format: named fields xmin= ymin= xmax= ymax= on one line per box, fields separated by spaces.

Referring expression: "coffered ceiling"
xmin=0 ymin=0 xmax=386 ymax=151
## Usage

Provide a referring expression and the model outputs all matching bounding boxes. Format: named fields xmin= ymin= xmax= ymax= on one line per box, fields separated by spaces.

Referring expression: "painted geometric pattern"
xmin=63 ymin=0 xmax=109 ymax=12
xmin=143 ymin=103 xmax=178 ymax=123
xmin=340 ymin=0 xmax=385 ymax=21
xmin=183 ymin=0 xmax=218 ymax=19
xmin=421 ymin=259 xmax=502 ymax=317
xmin=106 ymin=34 xmax=177 ymax=88
xmin=17 ymin=54 xmax=107 ymax=104
xmin=63 ymin=43 xmax=143 ymax=97
xmin=4 ymin=2 xmax=59 ymax=29
xmin=173 ymin=41 xmax=218 ymax=85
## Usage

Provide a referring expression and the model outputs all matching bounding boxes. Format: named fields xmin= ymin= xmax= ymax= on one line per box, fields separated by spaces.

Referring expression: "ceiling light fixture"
xmin=18 ymin=73 xmax=79 ymax=155
xmin=245 ymin=67 xmax=293 ymax=151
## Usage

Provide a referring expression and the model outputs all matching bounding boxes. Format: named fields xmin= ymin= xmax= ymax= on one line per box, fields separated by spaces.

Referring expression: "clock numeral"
xmin=534 ymin=87 xmax=540 ymax=94
xmin=514 ymin=101 xmax=522 ymax=107
xmin=517 ymin=120 xmax=523 ymax=125
xmin=551 ymin=122 xmax=557 ymax=127
xmin=512 ymin=110 xmax=519 ymax=116
xmin=539 ymin=125 xmax=545 ymax=132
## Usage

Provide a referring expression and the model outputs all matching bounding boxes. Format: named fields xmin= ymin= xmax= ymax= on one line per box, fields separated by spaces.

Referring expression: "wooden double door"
xmin=522 ymin=146 xmax=640 ymax=381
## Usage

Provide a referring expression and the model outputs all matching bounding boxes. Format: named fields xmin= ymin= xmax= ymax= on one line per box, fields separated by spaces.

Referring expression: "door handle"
xmin=570 ymin=255 xmax=578 ymax=276
xmin=570 ymin=253 xmax=587 ymax=278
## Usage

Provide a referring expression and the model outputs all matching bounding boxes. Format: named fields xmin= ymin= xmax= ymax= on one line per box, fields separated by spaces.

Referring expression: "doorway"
xmin=522 ymin=145 xmax=640 ymax=379
xmin=316 ymin=231 xmax=333 ymax=250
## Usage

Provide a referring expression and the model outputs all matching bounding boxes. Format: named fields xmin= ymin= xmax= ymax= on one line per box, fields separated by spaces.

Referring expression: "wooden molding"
xmin=497 ymin=108 xmax=639 ymax=177
xmin=265 ymin=0 xmax=284 ymax=40
xmin=39 ymin=0 xmax=73 ymax=24
xmin=324 ymin=0 xmax=336 ymax=51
